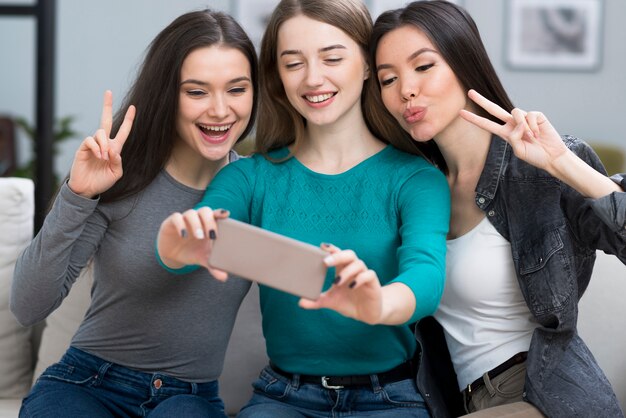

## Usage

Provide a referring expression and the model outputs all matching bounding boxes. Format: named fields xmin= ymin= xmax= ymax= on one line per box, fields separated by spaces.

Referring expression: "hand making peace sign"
xmin=460 ymin=89 xmax=568 ymax=174
xmin=67 ymin=90 xmax=136 ymax=198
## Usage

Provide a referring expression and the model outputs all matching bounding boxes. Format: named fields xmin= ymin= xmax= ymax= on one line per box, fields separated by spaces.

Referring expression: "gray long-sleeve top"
xmin=10 ymin=168 xmax=250 ymax=382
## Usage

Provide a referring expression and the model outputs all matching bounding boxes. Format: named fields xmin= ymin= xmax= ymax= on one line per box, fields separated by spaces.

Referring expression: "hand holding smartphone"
xmin=208 ymin=218 xmax=327 ymax=299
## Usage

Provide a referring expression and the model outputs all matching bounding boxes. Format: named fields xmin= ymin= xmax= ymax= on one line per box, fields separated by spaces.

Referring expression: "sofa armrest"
xmin=0 ymin=178 xmax=37 ymax=399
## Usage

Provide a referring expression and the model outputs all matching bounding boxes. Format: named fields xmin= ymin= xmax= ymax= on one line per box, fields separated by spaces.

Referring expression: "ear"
xmin=363 ymin=63 xmax=370 ymax=81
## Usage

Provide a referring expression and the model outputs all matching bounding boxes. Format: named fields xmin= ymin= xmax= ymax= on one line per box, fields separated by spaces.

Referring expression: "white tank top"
xmin=434 ymin=217 xmax=537 ymax=390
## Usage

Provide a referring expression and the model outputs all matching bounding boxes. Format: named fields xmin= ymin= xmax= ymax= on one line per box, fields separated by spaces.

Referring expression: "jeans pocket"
xmin=380 ymin=378 xmax=425 ymax=407
xmin=39 ymin=361 xmax=96 ymax=386
xmin=251 ymin=367 xmax=291 ymax=400
xmin=493 ymin=363 xmax=526 ymax=399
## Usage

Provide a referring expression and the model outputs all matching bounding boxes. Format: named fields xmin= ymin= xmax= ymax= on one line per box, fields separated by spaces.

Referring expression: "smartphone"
xmin=208 ymin=218 xmax=328 ymax=299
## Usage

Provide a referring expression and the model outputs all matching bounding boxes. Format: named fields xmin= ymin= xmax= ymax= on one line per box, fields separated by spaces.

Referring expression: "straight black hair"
xmin=370 ymin=0 xmax=515 ymax=171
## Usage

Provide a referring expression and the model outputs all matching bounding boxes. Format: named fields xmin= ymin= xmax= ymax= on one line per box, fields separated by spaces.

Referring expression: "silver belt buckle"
xmin=321 ymin=376 xmax=344 ymax=390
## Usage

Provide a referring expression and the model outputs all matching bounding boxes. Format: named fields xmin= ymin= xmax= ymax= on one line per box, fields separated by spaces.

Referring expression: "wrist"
xmin=67 ymin=178 xmax=97 ymax=199
xmin=546 ymin=149 xmax=576 ymax=180
xmin=547 ymin=149 xmax=620 ymax=198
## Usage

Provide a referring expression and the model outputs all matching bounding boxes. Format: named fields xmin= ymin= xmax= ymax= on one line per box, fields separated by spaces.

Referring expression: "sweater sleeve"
xmin=194 ymin=157 xmax=255 ymax=223
xmin=391 ymin=165 xmax=450 ymax=324
xmin=158 ymin=158 xmax=256 ymax=274
xmin=10 ymin=182 xmax=106 ymax=326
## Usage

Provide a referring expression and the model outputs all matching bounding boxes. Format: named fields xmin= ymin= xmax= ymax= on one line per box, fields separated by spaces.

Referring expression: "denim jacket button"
xmin=488 ymin=210 xmax=495 ymax=217
xmin=478 ymin=197 xmax=486 ymax=204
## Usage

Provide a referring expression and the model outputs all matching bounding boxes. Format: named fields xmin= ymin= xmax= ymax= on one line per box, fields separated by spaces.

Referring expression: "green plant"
xmin=12 ymin=115 xmax=77 ymax=187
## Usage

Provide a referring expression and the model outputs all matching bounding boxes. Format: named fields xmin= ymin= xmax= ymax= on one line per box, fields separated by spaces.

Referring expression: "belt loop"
xmin=482 ymin=372 xmax=496 ymax=397
xmin=92 ymin=362 xmax=112 ymax=387
xmin=190 ymin=382 xmax=198 ymax=394
xmin=291 ymin=372 xmax=301 ymax=390
xmin=370 ymin=373 xmax=382 ymax=392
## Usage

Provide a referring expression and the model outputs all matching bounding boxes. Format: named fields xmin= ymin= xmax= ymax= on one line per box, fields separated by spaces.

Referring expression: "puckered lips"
xmin=302 ymin=91 xmax=337 ymax=108
xmin=196 ymin=122 xmax=234 ymax=144
xmin=403 ymin=106 xmax=427 ymax=124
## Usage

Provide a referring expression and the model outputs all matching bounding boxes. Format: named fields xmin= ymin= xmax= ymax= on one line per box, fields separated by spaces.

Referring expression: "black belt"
xmin=270 ymin=361 xmax=414 ymax=389
xmin=465 ymin=351 xmax=528 ymax=395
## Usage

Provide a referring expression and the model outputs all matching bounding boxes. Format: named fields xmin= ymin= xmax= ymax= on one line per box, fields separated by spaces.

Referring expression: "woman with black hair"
xmin=11 ymin=9 xmax=257 ymax=418
xmin=372 ymin=1 xmax=626 ymax=416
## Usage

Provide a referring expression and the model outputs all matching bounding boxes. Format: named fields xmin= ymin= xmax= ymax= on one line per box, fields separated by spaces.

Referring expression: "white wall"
xmin=466 ymin=0 xmax=626 ymax=148
xmin=1 ymin=0 xmax=625 ymax=177
xmin=0 ymin=0 xmax=231 ymax=176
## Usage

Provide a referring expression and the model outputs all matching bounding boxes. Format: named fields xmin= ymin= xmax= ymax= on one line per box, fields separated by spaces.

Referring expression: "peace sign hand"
xmin=460 ymin=89 xmax=567 ymax=174
xmin=68 ymin=90 xmax=136 ymax=198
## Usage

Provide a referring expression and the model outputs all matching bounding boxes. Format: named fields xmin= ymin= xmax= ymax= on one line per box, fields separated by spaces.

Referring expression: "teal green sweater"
xmin=198 ymin=146 xmax=449 ymax=375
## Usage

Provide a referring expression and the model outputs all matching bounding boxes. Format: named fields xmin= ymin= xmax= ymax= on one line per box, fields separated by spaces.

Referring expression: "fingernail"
xmin=349 ymin=281 xmax=357 ymax=289
xmin=333 ymin=276 xmax=340 ymax=285
xmin=209 ymin=229 xmax=216 ymax=240
xmin=194 ymin=228 xmax=204 ymax=239
xmin=323 ymin=255 xmax=334 ymax=265
xmin=219 ymin=209 xmax=229 ymax=215
xmin=181 ymin=229 xmax=187 ymax=238
xmin=321 ymin=242 xmax=330 ymax=248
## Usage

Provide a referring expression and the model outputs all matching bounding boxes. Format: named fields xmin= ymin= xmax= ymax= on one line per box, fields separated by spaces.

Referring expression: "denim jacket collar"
xmin=475 ymin=135 xmax=509 ymax=210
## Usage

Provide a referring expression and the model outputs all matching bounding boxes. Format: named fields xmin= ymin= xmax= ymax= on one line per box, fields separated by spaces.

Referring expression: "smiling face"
xmin=276 ymin=14 xmax=369 ymax=129
xmin=175 ymin=45 xmax=253 ymax=162
xmin=375 ymin=25 xmax=469 ymax=143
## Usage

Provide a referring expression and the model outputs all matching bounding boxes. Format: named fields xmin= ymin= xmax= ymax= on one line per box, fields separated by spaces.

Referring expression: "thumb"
xmin=208 ymin=267 xmax=229 ymax=282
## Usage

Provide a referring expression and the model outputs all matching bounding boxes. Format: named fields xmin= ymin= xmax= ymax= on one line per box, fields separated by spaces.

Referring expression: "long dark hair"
xmin=101 ymin=10 xmax=258 ymax=203
xmin=255 ymin=0 xmax=421 ymax=159
xmin=370 ymin=0 xmax=515 ymax=170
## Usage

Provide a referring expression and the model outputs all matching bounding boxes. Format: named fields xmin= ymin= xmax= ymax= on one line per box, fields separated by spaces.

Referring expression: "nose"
xmin=208 ymin=93 xmax=229 ymax=119
xmin=400 ymin=80 xmax=418 ymax=102
xmin=305 ymin=62 xmax=324 ymax=87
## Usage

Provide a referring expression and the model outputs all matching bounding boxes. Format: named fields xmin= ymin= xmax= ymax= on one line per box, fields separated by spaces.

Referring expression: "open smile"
xmin=196 ymin=123 xmax=234 ymax=144
xmin=303 ymin=92 xmax=337 ymax=104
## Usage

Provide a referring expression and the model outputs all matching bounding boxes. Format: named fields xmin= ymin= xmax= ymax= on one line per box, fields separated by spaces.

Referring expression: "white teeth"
xmin=198 ymin=123 xmax=232 ymax=132
xmin=305 ymin=93 xmax=334 ymax=103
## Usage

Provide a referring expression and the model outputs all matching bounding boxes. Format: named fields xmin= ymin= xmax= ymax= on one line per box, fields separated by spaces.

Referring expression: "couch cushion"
xmin=579 ymin=251 xmax=626 ymax=411
xmin=0 ymin=398 xmax=22 ymax=417
xmin=0 ymin=178 xmax=35 ymax=398
xmin=221 ymin=284 xmax=268 ymax=415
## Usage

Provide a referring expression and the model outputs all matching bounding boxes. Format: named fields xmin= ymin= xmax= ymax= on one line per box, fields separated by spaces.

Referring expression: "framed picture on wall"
xmin=368 ymin=0 xmax=464 ymax=20
xmin=505 ymin=0 xmax=603 ymax=71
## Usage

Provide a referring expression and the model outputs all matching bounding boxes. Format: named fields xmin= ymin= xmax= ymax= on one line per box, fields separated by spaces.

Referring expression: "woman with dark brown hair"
xmin=12 ymin=9 xmax=257 ymax=417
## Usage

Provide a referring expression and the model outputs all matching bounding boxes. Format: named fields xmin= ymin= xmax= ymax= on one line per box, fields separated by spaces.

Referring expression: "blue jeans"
xmin=237 ymin=365 xmax=430 ymax=417
xmin=20 ymin=346 xmax=226 ymax=418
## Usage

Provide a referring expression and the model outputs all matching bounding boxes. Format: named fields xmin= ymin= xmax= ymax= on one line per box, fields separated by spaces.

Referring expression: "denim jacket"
xmin=415 ymin=135 xmax=626 ymax=418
